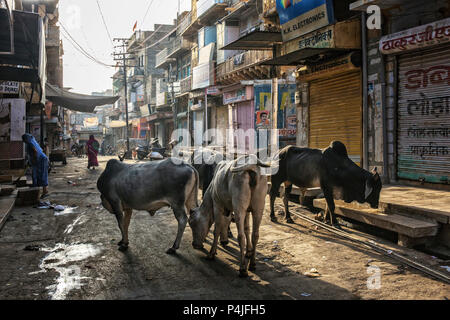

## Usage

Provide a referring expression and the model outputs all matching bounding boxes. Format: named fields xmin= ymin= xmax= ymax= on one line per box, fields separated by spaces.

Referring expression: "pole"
xmin=123 ymin=52 xmax=130 ymax=155
xmin=361 ymin=12 xmax=369 ymax=170
xmin=272 ymin=77 xmax=278 ymax=150
xmin=205 ymin=90 xmax=208 ymax=145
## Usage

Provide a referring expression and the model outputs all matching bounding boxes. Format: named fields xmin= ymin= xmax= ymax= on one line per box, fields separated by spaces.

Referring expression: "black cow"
xmin=269 ymin=141 xmax=382 ymax=227
xmin=97 ymin=158 xmax=198 ymax=253
xmin=191 ymin=149 xmax=222 ymax=196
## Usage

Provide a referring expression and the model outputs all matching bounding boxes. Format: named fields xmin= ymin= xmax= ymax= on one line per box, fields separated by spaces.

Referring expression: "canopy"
xmin=46 ymin=83 xmax=120 ymax=113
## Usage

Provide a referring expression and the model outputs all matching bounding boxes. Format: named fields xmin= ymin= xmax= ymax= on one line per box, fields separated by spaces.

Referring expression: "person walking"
xmin=22 ymin=133 xmax=49 ymax=199
xmin=86 ymin=135 xmax=100 ymax=170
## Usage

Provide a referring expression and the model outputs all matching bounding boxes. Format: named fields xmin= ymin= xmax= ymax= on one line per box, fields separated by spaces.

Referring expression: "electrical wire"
xmin=61 ymin=28 xmax=115 ymax=68
xmin=60 ymin=21 xmax=115 ymax=67
xmin=140 ymin=0 xmax=156 ymax=30
xmin=96 ymin=0 xmax=114 ymax=47
xmin=288 ymin=209 xmax=450 ymax=284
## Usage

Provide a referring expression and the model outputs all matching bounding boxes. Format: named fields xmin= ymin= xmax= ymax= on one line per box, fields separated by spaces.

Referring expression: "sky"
xmin=59 ymin=0 xmax=191 ymax=95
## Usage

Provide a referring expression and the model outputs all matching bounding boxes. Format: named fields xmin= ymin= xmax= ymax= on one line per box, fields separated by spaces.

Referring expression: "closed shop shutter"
xmin=309 ymin=71 xmax=362 ymax=165
xmin=397 ymin=45 xmax=450 ymax=184
xmin=216 ymin=106 xmax=229 ymax=145
xmin=193 ymin=111 xmax=204 ymax=146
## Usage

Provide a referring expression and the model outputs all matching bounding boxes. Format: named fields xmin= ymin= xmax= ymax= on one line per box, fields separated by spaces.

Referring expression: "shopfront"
xmin=380 ymin=17 xmax=450 ymax=184
xmin=223 ymin=84 xmax=255 ymax=152
xmin=298 ymin=53 xmax=363 ymax=165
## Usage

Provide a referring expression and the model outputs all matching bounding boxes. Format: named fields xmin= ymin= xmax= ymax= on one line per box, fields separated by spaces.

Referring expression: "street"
xmin=0 ymin=156 xmax=448 ymax=300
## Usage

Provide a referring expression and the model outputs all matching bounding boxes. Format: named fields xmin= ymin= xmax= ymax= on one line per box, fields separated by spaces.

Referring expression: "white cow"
xmin=189 ymin=155 xmax=269 ymax=277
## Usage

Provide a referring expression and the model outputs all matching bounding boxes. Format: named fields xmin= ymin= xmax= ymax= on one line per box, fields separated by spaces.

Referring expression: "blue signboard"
xmin=276 ymin=0 xmax=334 ymax=42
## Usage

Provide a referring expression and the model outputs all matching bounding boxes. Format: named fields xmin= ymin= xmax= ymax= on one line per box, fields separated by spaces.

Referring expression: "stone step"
xmin=15 ymin=187 xmax=41 ymax=206
xmin=313 ymin=198 xmax=439 ymax=240
xmin=380 ymin=202 xmax=450 ymax=224
xmin=0 ymin=190 xmax=17 ymax=232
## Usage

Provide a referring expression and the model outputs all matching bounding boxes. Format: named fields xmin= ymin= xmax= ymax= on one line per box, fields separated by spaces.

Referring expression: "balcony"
xmin=127 ymin=31 xmax=146 ymax=50
xmin=197 ymin=0 xmax=229 ymax=24
xmin=155 ymin=48 xmax=175 ymax=69
xmin=167 ymin=36 xmax=191 ymax=59
xmin=46 ymin=25 xmax=60 ymax=47
xmin=128 ymin=67 xmax=145 ymax=83
xmin=177 ymin=12 xmax=191 ymax=36
xmin=216 ymin=50 xmax=272 ymax=84
xmin=178 ymin=76 xmax=192 ymax=96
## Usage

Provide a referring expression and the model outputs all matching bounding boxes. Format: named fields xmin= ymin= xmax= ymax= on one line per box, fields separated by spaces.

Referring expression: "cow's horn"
xmin=365 ymin=179 xmax=373 ymax=200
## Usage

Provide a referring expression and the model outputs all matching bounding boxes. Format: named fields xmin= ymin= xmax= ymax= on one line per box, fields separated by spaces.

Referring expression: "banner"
xmin=276 ymin=0 xmax=334 ymax=42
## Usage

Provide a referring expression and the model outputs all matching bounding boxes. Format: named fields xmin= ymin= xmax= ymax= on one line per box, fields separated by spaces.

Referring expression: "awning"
xmin=349 ymin=0 xmax=408 ymax=11
xmin=45 ymin=83 xmax=120 ymax=113
xmin=261 ymin=48 xmax=348 ymax=66
xmin=220 ymin=30 xmax=282 ymax=51
xmin=109 ymin=120 xmax=131 ymax=128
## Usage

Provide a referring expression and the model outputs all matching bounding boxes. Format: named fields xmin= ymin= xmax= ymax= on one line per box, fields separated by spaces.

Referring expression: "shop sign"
xmin=380 ymin=17 xmax=450 ymax=54
xmin=223 ymin=88 xmax=247 ymax=104
xmin=276 ymin=0 xmax=334 ymax=42
xmin=0 ymin=81 xmax=19 ymax=94
xmin=282 ymin=20 xmax=360 ymax=55
xmin=297 ymin=53 xmax=359 ymax=81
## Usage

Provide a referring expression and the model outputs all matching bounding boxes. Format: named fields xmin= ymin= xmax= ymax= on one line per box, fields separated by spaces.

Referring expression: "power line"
xmin=140 ymin=0 xmax=156 ymax=30
xmin=59 ymin=21 xmax=114 ymax=67
xmin=96 ymin=0 xmax=114 ymax=47
xmin=60 ymin=26 xmax=114 ymax=68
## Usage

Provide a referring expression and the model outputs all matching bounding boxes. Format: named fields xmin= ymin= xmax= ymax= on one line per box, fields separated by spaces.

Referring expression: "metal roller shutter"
xmin=309 ymin=71 xmax=362 ymax=165
xmin=397 ymin=45 xmax=450 ymax=184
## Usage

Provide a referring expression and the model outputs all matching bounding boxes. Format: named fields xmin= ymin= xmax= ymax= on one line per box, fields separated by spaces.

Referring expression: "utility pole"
xmin=113 ymin=38 xmax=136 ymax=157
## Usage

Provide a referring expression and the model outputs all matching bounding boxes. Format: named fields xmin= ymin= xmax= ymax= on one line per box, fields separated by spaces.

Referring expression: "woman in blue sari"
xmin=22 ymin=134 xmax=49 ymax=198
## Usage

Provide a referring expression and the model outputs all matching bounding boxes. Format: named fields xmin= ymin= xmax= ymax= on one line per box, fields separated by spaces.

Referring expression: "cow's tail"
xmin=187 ymin=165 xmax=199 ymax=211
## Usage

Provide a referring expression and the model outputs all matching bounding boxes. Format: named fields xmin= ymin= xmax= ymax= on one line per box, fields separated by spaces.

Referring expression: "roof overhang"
xmin=349 ymin=0 xmax=409 ymax=11
xmin=261 ymin=48 xmax=334 ymax=66
xmin=221 ymin=30 xmax=282 ymax=51
xmin=220 ymin=0 xmax=255 ymax=22
xmin=46 ymin=83 xmax=120 ymax=113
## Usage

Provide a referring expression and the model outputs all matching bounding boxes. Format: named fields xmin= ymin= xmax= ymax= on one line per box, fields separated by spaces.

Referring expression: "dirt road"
xmin=0 ymin=156 xmax=448 ymax=300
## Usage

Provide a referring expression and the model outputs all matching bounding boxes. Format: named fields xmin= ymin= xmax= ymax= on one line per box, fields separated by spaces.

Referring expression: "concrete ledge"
xmin=0 ymin=191 xmax=17 ymax=232
xmin=313 ymin=198 xmax=439 ymax=239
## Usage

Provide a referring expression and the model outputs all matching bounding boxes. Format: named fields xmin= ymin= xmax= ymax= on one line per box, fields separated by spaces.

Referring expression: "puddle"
xmin=64 ymin=214 xmax=87 ymax=234
xmin=29 ymin=243 xmax=103 ymax=300
xmin=55 ymin=207 xmax=85 ymax=216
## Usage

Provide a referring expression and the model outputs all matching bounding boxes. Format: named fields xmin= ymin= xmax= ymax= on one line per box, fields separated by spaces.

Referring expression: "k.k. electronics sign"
xmin=276 ymin=0 xmax=334 ymax=42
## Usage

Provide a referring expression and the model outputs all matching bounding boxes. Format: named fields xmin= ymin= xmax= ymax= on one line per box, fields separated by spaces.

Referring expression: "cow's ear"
xmin=372 ymin=167 xmax=378 ymax=174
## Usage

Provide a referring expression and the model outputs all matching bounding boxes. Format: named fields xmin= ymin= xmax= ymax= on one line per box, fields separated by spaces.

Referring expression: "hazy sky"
xmin=59 ymin=0 xmax=191 ymax=95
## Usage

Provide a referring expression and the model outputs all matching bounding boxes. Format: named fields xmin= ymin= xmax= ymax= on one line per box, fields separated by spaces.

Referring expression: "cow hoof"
xmin=270 ymin=216 xmax=277 ymax=222
xmin=286 ymin=217 xmax=295 ymax=224
xmin=206 ymin=253 xmax=215 ymax=260
xmin=248 ymin=264 xmax=256 ymax=271
xmin=166 ymin=248 xmax=177 ymax=255
xmin=239 ymin=270 xmax=248 ymax=278
xmin=220 ymin=240 xmax=229 ymax=247
xmin=117 ymin=240 xmax=123 ymax=246
xmin=118 ymin=244 xmax=128 ymax=252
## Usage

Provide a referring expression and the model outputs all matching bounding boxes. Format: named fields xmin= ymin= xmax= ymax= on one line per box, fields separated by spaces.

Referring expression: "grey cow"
xmin=189 ymin=155 xmax=270 ymax=277
xmin=97 ymin=158 xmax=198 ymax=254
